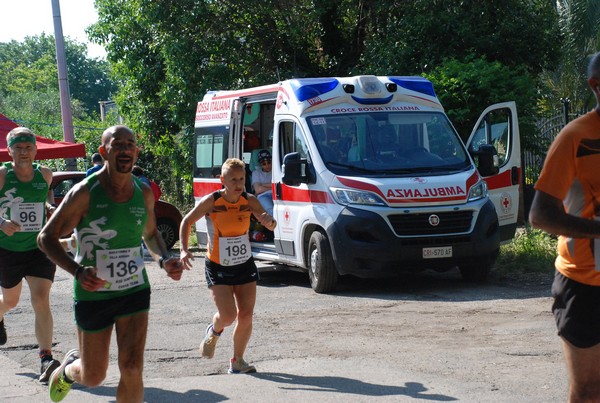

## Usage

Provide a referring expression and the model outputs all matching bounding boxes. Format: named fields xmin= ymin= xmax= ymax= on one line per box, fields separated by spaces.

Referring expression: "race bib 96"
xmin=10 ymin=202 xmax=44 ymax=232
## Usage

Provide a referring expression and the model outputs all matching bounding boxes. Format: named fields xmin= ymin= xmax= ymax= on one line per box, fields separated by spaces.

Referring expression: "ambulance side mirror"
xmin=472 ymin=144 xmax=499 ymax=177
xmin=282 ymin=152 xmax=309 ymax=186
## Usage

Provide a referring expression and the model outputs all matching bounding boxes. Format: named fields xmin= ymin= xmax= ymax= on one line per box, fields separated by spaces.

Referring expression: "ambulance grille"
xmin=388 ymin=211 xmax=473 ymax=236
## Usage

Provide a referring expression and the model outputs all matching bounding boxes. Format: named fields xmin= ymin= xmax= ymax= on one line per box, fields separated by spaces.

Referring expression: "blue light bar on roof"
xmin=289 ymin=78 xmax=339 ymax=102
xmin=387 ymin=77 xmax=436 ymax=97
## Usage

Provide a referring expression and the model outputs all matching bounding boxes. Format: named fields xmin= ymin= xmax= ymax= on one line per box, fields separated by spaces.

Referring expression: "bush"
xmin=497 ymin=226 xmax=557 ymax=273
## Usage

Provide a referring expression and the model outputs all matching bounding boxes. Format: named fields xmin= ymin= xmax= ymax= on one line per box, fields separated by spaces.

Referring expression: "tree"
xmin=539 ymin=0 xmax=600 ymax=113
xmin=0 ymin=34 xmax=115 ymax=116
xmin=360 ymin=0 xmax=561 ymax=76
xmin=0 ymin=35 xmax=115 ymax=171
xmin=424 ymin=55 xmax=538 ymax=150
xmin=88 ymin=0 xmax=562 ymax=203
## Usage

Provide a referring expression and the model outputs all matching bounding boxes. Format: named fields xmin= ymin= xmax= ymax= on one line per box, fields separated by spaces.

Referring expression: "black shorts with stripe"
xmin=204 ymin=257 xmax=259 ymax=287
xmin=74 ymin=287 xmax=151 ymax=332
xmin=552 ymin=270 xmax=600 ymax=348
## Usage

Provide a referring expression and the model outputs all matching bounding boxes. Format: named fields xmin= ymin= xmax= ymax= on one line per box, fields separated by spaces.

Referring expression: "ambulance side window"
xmin=194 ymin=126 xmax=228 ymax=178
xmin=279 ymin=121 xmax=309 ymax=161
xmin=469 ymin=108 xmax=511 ymax=167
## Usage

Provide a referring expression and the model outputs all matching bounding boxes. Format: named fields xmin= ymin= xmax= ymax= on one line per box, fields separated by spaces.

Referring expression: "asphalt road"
xmin=0 ymin=252 xmax=567 ymax=402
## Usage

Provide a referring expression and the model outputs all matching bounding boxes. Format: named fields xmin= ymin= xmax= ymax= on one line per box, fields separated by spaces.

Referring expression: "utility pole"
xmin=51 ymin=0 xmax=77 ymax=170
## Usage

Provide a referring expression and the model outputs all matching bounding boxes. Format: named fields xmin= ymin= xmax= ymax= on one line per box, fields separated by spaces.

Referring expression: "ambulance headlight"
xmin=468 ymin=180 xmax=487 ymax=202
xmin=330 ymin=187 xmax=387 ymax=206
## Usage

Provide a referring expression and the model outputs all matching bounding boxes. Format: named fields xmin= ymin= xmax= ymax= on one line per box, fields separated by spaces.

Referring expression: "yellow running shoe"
xmin=49 ymin=349 xmax=79 ymax=402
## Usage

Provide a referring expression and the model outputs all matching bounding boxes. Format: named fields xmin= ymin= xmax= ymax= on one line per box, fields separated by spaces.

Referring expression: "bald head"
xmin=102 ymin=125 xmax=135 ymax=147
xmin=588 ymin=52 xmax=600 ymax=79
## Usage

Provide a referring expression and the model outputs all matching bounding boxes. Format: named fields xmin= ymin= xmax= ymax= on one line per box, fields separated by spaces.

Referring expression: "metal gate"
xmin=522 ymin=100 xmax=585 ymax=219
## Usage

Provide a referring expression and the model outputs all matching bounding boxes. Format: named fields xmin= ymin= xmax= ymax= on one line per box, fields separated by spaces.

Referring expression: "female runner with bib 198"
xmin=179 ymin=158 xmax=276 ymax=374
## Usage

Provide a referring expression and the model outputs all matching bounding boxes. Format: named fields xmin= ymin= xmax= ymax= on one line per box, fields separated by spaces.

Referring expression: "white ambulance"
xmin=193 ymin=75 xmax=520 ymax=293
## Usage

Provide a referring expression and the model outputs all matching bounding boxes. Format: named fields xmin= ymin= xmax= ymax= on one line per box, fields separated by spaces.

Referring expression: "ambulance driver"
xmin=179 ymin=158 xmax=276 ymax=374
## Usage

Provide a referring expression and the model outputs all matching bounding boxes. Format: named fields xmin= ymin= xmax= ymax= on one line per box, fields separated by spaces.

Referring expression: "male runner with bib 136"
xmin=179 ymin=158 xmax=276 ymax=374
xmin=38 ymin=125 xmax=185 ymax=402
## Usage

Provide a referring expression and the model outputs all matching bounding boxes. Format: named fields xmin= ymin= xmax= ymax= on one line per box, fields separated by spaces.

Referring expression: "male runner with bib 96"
xmin=179 ymin=158 xmax=276 ymax=374
xmin=38 ymin=125 xmax=185 ymax=402
xmin=0 ymin=127 xmax=60 ymax=383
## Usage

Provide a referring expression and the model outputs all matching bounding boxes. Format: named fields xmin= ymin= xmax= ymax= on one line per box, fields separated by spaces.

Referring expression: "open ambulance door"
xmin=467 ymin=101 xmax=521 ymax=244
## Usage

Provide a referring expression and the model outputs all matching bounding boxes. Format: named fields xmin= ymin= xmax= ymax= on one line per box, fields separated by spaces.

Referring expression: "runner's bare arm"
xmin=41 ymin=166 xmax=57 ymax=213
xmin=178 ymin=193 xmax=215 ymax=269
xmin=38 ymin=182 xmax=108 ymax=291
xmin=530 ymin=189 xmax=600 ymax=238
xmin=248 ymin=194 xmax=276 ymax=231
xmin=38 ymin=183 xmax=88 ymax=272
xmin=140 ymin=184 xmax=185 ymax=280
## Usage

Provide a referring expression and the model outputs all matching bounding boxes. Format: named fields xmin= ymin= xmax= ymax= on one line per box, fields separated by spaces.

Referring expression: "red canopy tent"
xmin=0 ymin=113 xmax=86 ymax=162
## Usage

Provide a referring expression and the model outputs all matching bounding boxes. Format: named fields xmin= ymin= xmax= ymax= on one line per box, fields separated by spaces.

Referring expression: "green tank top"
xmin=74 ymin=175 xmax=150 ymax=301
xmin=0 ymin=163 xmax=48 ymax=251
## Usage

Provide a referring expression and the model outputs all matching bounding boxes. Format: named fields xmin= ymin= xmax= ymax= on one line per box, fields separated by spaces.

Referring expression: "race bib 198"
xmin=10 ymin=202 xmax=44 ymax=232
xmin=95 ymin=247 xmax=146 ymax=291
xmin=218 ymin=235 xmax=251 ymax=266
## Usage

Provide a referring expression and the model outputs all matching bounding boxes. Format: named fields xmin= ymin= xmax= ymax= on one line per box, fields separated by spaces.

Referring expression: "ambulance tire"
xmin=308 ymin=231 xmax=338 ymax=294
xmin=459 ymin=255 xmax=494 ymax=282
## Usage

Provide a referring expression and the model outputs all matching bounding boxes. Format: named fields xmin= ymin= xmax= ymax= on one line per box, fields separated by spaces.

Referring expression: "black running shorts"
xmin=74 ymin=287 xmax=151 ymax=332
xmin=552 ymin=270 xmax=600 ymax=348
xmin=204 ymin=257 xmax=259 ymax=287
xmin=0 ymin=247 xmax=56 ymax=289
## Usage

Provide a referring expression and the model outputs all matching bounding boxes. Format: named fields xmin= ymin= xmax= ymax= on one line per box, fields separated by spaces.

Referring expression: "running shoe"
xmin=49 ymin=349 xmax=79 ymax=402
xmin=228 ymin=357 xmax=256 ymax=374
xmin=200 ymin=323 xmax=221 ymax=359
xmin=0 ymin=319 xmax=6 ymax=345
xmin=39 ymin=358 xmax=61 ymax=383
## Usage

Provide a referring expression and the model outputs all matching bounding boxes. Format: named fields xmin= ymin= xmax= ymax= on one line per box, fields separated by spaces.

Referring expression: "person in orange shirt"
xmin=179 ymin=158 xmax=276 ymax=374
xmin=530 ymin=51 xmax=600 ymax=402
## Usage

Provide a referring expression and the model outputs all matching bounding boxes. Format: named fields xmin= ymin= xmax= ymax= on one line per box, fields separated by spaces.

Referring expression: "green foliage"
xmin=538 ymin=1 xmax=600 ymax=115
xmin=497 ymin=226 xmax=557 ymax=273
xmin=423 ymin=55 xmax=538 ymax=149
xmin=87 ymin=0 xmax=562 ymax=205
xmin=0 ymin=89 xmax=104 ymax=159
xmin=360 ymin=0 xmax=561 ymax=76
xmin=0 ymin=34 xmax=115 ymax=115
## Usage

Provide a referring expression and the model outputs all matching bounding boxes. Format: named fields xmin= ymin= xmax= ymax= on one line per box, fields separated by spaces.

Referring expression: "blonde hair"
xmin=221 ymin=158 xmax=245 ymax=176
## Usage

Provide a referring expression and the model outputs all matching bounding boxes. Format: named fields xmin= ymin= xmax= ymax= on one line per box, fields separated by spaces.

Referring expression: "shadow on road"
xmin=258 ymin=266 xmax=554 ymax=302
xmin=253 ymin=372 xmax=457 ymax=401
xmin=74 ymin=384 xmax=229 ymax=403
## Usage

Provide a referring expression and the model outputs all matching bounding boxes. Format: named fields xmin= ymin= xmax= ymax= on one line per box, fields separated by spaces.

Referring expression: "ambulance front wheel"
xmin=308 ymin=230 xmax=338 ymax=294
xmin=459 ymin=251 xmax=496 ymax=282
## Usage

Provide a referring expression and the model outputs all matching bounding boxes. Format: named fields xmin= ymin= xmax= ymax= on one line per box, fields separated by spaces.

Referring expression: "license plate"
xmin=422 ymin=246 xmax=452 ymax=259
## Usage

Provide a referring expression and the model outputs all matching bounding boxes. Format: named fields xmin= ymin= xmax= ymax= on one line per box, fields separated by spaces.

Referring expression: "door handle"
xmin=511 ymin=166 xmax=519 ymax=185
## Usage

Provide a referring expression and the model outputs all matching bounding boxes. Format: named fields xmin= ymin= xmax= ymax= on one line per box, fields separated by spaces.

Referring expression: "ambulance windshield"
xmin=306 ymin=111 xmax=471 ymax=176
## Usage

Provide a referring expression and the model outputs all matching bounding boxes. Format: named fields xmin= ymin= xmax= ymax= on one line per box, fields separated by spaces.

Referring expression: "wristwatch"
xmin=159 ymin=256 xmax=169 ymax=269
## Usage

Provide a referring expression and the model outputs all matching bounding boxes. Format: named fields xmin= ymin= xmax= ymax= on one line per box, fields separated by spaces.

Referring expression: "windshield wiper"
xmin=326 ymin=161 xmax=376 ymax=173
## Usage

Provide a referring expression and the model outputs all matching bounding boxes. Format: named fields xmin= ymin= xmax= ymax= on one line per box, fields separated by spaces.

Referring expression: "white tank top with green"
xmin=0 ymin=162 xmax=48 ymax=251
xmin=74 ymin=174 xmax=150 ymax=301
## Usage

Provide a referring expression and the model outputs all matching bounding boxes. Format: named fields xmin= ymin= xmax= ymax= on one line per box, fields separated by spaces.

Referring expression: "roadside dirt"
xmin=1 ymin=255 xmax=567 ymax=402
